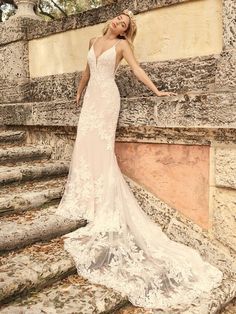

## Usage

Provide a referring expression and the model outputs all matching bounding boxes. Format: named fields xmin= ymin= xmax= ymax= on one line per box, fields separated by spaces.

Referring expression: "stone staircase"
xmin=0 ymin=129 xmax=129 ymax=313
xmin=0 ymin=128 xmax=236 ymax=314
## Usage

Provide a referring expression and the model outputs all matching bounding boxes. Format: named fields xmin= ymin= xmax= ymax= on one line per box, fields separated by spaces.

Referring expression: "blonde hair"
xmin=102 ymin=9 xmax=137 ymax=52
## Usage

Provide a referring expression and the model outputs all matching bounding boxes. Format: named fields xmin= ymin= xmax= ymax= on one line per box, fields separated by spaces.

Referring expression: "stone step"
xmin=0 ymin=130 xmax=26 ymax=144
xmin=0 ymin=205 xmax=87 ymax=253
xmin=0 ymin=144 xmax=52 ymax=165
xmin=0 ymin=236 xmax=127 ymax=311
xmin=0 ymin=177 xmax=66 ymax=216
xmin=0 ymin=160 xmax=69 ymax=186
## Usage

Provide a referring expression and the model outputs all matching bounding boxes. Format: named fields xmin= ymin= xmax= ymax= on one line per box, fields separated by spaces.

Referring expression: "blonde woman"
xmin=56 ymin=9 xmax=223 ymax=312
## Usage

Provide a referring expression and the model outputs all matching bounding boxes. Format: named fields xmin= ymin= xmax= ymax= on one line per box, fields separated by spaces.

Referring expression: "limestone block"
xmin=215 ymin=49 xmax=236 ymax=92
xmin=0 ymin=19 xmax=27 ymax=45
xmin=213 ymin=188 xmax=236 ymax=252
xmin=0 ymin=41 xmax=29 ymax=79
xmin=215 ymin=146 xmax=236 ymax=189
xmin=222 ymin=0 xmax=236 ymax=49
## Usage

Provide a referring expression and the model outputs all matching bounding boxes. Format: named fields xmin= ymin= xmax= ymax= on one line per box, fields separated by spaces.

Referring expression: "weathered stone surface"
xmin=0 ymin=78 xmax=31 ymax=103
xmin=0 ymin=274 xmax=126 ymax=313
xmin=215 ymin=49 xmax=236 ymax=92
xmin=0 ymin=41 xmax=29 ymax=79
xmin=0 ymin=160 xmax=69 ymax=185
xmin=0 ymin=237 xmax=125 ymax=313
xmin=0 ymin=130 xmax=26 ymax=143
xmin=0 ymin=181 xmax=64 ymax=216
xmin=1 ymin=92 xmax=235 ymax=128
xmin=0 ymin=205 xmax=86 ymax=252
xmin=25 ymin=55 xmax=217 ymax=103
xmin=215 ymin=146 xmax=236 ymax=189
xmin=222 ymin=0 xmax=236 ymax=49
xmin=0 ymin=54 xmax=218 ymax=104
xmin=0 ymin=19 xmax=27 ymax=45
xmin=0 ymin=145 xmax=52 ymax=164
xmin=0 ymin=237 xmax=75 ymax=304
xmin=213 ymin=188 xmax=236 ymax=252
xmin=0 ymin=103 xmax=32 ymax=124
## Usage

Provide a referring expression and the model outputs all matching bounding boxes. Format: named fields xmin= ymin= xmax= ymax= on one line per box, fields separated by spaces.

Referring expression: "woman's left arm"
xmin=121 ymin=40 xmax=177 ymax=97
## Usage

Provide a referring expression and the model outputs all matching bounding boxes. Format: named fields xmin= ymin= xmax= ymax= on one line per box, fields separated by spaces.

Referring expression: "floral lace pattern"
xmin=56 ymin=37 xmax=224 ymax=311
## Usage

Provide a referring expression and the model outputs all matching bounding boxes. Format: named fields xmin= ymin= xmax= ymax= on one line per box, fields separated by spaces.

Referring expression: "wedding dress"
xmin=56 ymin=36 xmax=223 ymax=312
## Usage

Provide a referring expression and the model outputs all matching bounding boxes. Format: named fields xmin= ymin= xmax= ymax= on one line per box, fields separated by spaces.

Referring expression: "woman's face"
xmin=109 ymin=14 xmax=130 ymax=36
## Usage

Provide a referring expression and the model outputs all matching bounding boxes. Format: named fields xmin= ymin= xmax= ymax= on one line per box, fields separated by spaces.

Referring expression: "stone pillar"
xmin=9 ymin=0 xmax=42 ymax=20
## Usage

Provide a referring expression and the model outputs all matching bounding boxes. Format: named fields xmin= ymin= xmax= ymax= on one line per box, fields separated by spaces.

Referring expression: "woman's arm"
xmin=121 ymin=40 xmax=177 ymax=97
xmin=76 ymin=38 xmax=95 ymax=105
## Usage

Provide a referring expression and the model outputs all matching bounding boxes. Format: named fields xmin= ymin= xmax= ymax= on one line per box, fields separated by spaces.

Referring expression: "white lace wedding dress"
xmin=56 ymin=36 xmax=223 ymax=311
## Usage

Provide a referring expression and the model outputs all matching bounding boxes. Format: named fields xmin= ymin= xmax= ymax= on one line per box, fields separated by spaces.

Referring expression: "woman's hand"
xmin=76 ymin=93 xmax=81 ymax=106
xmin=156 ymin=91 xmax=177 ymax=97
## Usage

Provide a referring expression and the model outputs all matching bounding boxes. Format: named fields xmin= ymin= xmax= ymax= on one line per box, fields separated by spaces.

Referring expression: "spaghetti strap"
xmin=113 ymin=39 xmax=121 ymax=47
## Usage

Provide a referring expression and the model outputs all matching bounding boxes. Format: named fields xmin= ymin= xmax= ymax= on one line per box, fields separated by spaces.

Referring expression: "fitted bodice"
xmin=87 ymin=37 xmax=121 ymax=81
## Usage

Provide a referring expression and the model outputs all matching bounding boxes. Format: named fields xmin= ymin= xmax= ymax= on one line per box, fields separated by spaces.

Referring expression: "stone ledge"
xmin=0 ymin=92 xmax=235 ymax=129
xmin=0 ymin=53 xmax=219 ymax=103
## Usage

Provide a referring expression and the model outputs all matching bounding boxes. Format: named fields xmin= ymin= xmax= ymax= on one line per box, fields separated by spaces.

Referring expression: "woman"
xmin=56 ymin=9 xmax=223 ymax=312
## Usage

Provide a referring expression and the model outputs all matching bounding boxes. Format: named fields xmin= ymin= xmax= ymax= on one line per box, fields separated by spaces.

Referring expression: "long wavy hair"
xmin=102 ymin=9 xmax=137 ymax=52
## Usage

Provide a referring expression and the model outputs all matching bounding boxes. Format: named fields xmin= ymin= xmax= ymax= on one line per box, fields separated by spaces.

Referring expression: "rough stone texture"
xmin=0 ymin=55 xmax=219 ymax=104
xmin=0 ymin=180 xmax=64 ymax=215
xmin=0 ymin=41 xmax=29 ymax=79
xmin=222 ymin=0 xmax=236 ymax=49
xmin=0 ymin=19 xmax=27 ymax=45
xmin=215 ymin=49 xmax=236 ymax=92
xmin=0 ymin=237 xmax=126 ymax=312
xmin=0 ymin=144 xmax=52 ymax=164
xmin=1 ymin=92 xmax=236 ymax=128
xmin=0 ymin=274 xmax=126 ymax=314
xmin=0 ymin=78 xmax=31 ymax=103
xmin=116 ymin=126 xmax=236 ymax=145
xmin=0 ymin=160 xmax=69 ymax=185
xmin=215 ymin=146 xmax=236 ymax=189
xmin=0 ymin=130 xmax=26 ymax=143
xmin=0 ymin=205 xmax=87 ymax=252
xmin=213 ymin=188 xmax=236 ymax=252
xmin=0 ymin=103 xmax=32 ymax=124
xmin=0 ymin=237 xmax=76 ymax=304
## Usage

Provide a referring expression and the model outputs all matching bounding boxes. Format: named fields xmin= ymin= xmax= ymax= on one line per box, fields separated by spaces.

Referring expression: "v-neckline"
xmin=92 ymin=37 xmax=119 ymax=67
